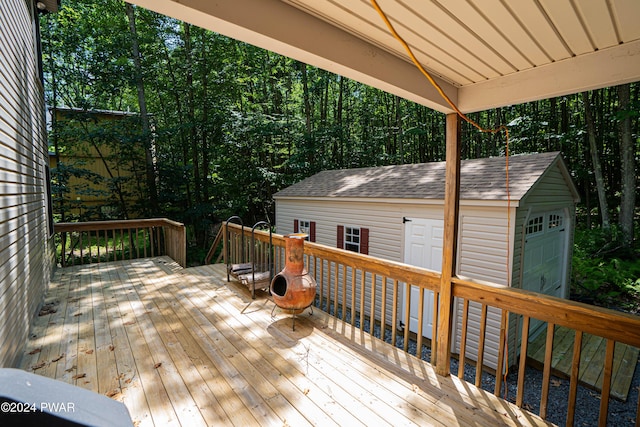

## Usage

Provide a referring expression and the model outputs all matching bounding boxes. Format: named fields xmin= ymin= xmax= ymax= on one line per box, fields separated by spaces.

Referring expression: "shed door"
xmin=522 ymin=210 xmax=567 ymax=335
xmin=402 ymin=218 xmax=443 ymax=339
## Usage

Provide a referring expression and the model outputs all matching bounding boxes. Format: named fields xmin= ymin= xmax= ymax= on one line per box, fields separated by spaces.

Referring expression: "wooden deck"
xmin=527 ymin=325 xmax=639 ymax=401
xmin=17 ymin=257 xmax=552 ymax=426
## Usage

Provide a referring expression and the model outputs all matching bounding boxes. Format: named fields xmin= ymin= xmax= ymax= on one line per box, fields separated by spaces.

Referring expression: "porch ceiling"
xmin=129 ymin=0 xmax=640 ymax=113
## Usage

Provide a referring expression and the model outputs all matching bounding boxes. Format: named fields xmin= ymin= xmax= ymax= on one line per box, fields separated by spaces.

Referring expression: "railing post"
xmin=436 ymin=113 xmax=461 ymax=376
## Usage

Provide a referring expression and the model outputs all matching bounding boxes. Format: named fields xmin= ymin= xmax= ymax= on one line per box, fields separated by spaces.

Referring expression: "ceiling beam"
xmin=458 ymin=39 xmax=640 ymax=113
xmin=128 ymin=0 xmax=458 ymax=113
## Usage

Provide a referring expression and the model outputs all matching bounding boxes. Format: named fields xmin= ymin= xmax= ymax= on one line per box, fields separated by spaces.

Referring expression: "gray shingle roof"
xmin=274 ymin=151 xmax=563 ymax=201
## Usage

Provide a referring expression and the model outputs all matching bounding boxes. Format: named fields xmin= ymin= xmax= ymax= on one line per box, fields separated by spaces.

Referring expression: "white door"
xmin=522 ymin=210 xmax=567 ymax=336
xmin=402 ymin=218 xmax=443 ymax=339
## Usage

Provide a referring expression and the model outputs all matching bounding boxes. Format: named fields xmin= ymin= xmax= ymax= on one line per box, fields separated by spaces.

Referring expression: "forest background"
xmin=43 ymin=1 xmax=640 ymax=310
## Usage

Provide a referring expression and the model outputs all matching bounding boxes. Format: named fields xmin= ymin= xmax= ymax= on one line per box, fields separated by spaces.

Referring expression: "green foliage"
xmin=571 ymin=227 xmax=640 ymax=310
xmin=43 ymin=1 xmax=640 ymax=269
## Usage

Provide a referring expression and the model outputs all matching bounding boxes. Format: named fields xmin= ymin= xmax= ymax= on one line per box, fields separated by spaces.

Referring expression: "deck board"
xmin=17 ymin=257 xmax=552 ymax=426
xmin=527 ymin=324 xmax=639 ymax=401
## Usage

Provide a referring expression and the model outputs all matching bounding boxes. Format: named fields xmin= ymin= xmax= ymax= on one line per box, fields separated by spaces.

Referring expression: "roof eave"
xmin=273 ymin=195 xmax=520 ymax=208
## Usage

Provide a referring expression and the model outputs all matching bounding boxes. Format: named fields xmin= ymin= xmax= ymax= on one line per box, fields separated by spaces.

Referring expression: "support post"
xmin=436 ymin=113 xmax=461 ymax=376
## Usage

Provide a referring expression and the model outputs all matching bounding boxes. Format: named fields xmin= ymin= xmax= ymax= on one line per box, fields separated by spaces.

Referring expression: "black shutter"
xmin=337 ymin=225 xmax=344 ymax=249
xmin=294 ymin=219 xmax=299 ymax=233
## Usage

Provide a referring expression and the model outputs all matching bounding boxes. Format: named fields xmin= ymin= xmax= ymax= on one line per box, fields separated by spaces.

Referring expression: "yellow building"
xmin=49 ymin=107 xmax=149 ymax=219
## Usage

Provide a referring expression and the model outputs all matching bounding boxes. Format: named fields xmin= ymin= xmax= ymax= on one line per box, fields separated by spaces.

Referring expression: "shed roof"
xmin=274 ymin=151 xmax=578 ymax=202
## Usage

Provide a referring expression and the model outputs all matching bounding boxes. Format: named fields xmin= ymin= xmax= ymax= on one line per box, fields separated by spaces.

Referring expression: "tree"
xmin=126 ymin=3 xmax=159 ymax=214
xmin=617 ymin=83 xmax=635 ymax=251
xmin=582 ymin=91 xmax=610 ymax=231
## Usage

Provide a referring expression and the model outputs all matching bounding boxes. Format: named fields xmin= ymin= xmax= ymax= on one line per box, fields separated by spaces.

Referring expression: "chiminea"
xmin=270 ymin=233 xmax=317 ymax=315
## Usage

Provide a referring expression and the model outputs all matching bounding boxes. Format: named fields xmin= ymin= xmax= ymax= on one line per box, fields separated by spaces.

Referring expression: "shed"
xmin=274 ymin=151 xmax=580 ymax=369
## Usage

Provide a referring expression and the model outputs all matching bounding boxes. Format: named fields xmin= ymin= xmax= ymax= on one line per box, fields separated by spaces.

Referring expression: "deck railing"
xmin=225 ymin=223 xmax=640 ymax=426
xmin=54 ymin=218 xmax=187 ymax=267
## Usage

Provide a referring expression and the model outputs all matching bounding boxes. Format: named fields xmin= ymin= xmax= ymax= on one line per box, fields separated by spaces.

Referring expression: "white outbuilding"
xmin=273 ymin=151 xmax=580 ymax=369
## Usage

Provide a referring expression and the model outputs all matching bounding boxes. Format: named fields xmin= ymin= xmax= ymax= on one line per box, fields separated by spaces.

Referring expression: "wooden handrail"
xmin=226 ymin=222 xmax=640 ymax=347
xmin=452 ymin=276 xmax=640 ymax=348
xmin=225 ymin=222 xmax=640 ymax=424
xmin=54 ymin=218 xmax=186 ymax=267
xmin=54 ymin=218 xmax=184 ymax=233
xmin=225 ymin=222 xmax=441 ymax=290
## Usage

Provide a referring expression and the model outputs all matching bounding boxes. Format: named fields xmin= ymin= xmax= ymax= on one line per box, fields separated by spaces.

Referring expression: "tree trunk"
xmin=201 ymin=33 xmax=211 ymax=203
xmin=300 ymin=62 xmax=312 ymax=134
xmin=582 ymin=91 xmax=610 ymax=230
xmin=617 ymin=83 xmax=635 ymax=250
xmin=183 ymin=23 xmax=202 ymax=206
xmin=125 ymin=3 xmax=159 ymax=214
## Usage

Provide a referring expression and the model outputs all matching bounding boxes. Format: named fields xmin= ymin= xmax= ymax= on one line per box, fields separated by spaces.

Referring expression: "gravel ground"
xmin=326 ymin=306 xmax=638 ymax=426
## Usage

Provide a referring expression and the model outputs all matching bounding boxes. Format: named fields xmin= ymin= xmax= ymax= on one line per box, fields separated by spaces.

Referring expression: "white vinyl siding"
xmin=276 ymin=199 xmax=403 ymax=262
xmin=0 ymin=0 xmax=52 ymax=367
xmin=276 ymin=199 xmax=404 ymax=325
xmin=274 ymin=157 xmax=577 ymax=371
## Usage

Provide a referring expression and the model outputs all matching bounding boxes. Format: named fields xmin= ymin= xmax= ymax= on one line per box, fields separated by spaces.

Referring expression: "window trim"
xmin=294 ymin=219 xmax=315 ymax=242
xmin=344 ymin=226 xmax=360 ymax=253
xmin=337 ymin=224 xmax=369 ymax=255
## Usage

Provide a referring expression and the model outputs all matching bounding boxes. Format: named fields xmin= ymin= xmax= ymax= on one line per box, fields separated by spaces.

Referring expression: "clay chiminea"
xmin=270 ymin=233 xmax=317 ymax=314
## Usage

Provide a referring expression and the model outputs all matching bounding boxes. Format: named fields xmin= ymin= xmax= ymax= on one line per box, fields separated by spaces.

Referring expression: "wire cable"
xmin=369 ymin=0 xmax=512 ymax=395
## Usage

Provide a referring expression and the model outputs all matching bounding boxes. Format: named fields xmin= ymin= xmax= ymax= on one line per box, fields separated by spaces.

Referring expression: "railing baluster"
xmin=341 ymin=264 xmax=347 ymax=321
xmin=319 ymin=259 xmax=324 ymax=311
xmin=60 ymin=232 xmax=66 ymax=267
xmin=475 ymin=303 xmax=488 ymax=387
xmin=432 ymin=290 xmax=439 ymax=366
xmin=403 ymin=282 xmax=410 ymax=353
xmin=360 ymin=271 xmax=366 ymax=331
xmin=136 ymin=228 xmax=140 ymax=259
xmin=416 ymin=286 xmax=425 ymax=357
xmin=143 ymin=228 xmax=148 ymax=258
xmin=458 ymin=299 xmax=470 ymax=379
xmin=150 ymin=226 xmax=155 ymax=257
xmin=598 ymin=339 xmax=615 ymax=426
xmin=391 ymin=279 xmax=398 ymax=346
xmin=350 ymin=268 xmax=357 ymax=326
xmin=540 ymin=323 xmax=556 ymax=419
xmin=79 ymin=231 xmax=84 ymax=264
xmin=380 ymin=276 xmax=387 ymax=341
xmin=370 ymin=273 xmax=376 ymax=335
xmin=71 ymin=232 xmax=75 ymax=267
xmin=495 ymin=310 xmax=508 ymax=397
xmin=104 ymin=229 xmax=109 ymax=262
xmin=566 ymin=329 xmax=583 ymax=427
xmin=333 ymin=262 xmax=340 ymax=317
xmin=516 ymin=315 xmax=530 ymax=407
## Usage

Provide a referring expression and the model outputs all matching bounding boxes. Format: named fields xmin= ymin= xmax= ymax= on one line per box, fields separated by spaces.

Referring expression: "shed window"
xmin=345 ymin=227 xmax=360 ymax=252
xmin=548 ymin=214 xmax=563 ymax=230
xmin=337 ymin=225 xmax=369 ymax=255
xmin=526 ymin=215 xmax=544 ymax=236
xmin=294 ymin=219 xmax=315 ymax=242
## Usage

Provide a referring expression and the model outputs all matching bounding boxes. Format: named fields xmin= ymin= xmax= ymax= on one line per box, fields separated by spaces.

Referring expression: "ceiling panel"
xmin=469 ymin=0 xmax=550 ymax=66
xmin=398 ymin=0 xmax=515 ymax=79
xmin=502 ymin=1 xmax=571 ymax=62
xmin=439 ymin=0 xmax=530 ymax=72
xmin=574 ymin=0 xmax=618 ymax=48
xmin=538 ymin=0 xmax=594 ymax=55
xmin=611 ymin=0 xmax=640 ymax=42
